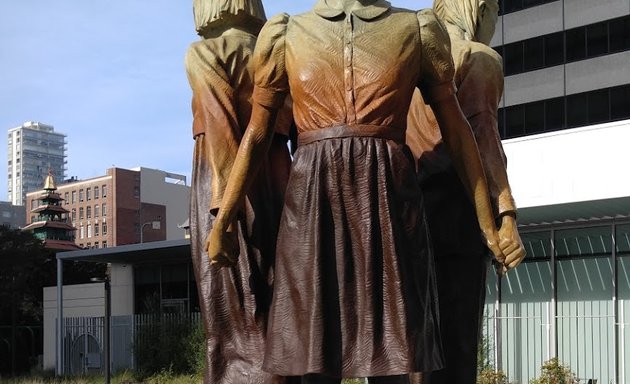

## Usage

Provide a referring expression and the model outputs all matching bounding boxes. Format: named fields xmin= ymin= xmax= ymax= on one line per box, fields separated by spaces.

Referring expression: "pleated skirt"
xmin=264 ymin=128 xmax=444 ymax=378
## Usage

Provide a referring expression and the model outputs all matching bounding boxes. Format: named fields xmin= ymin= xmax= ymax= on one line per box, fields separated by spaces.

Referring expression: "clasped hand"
xmin=491 ymin=213 xmax=525 ymax=274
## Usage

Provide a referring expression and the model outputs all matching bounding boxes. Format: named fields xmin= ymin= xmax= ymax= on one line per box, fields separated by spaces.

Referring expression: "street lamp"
xmin=140 ymin=216 xmax=161 ymax=243
xmin=91 ymin=276 xmax=111 ymax=384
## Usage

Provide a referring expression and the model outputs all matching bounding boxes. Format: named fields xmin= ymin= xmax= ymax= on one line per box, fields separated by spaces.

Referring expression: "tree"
xmin=0 ymin=225 xmax=106 ymax=374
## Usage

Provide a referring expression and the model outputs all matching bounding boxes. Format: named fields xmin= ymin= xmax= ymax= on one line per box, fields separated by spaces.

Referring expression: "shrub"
xmin=477 ymin=368 xmax=509 ymax=384
xmin=133 ymin=315 xmax=204 ymax=379
xmin=529 ymin=358 xmax=578 ymax=384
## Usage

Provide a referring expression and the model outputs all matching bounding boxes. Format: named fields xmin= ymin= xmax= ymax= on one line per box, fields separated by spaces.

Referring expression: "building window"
xmin=500 ymin=0 xmax=565 ymax=16
xmin=87 ymin=224 xmax=92 ymax=238
xmin=87 ymin=206 xmax=92 ymax=219
xmin=499 ymin=84 xmax=630 ymax=138
xmin=102 ymin=241 xmax=107 ymax=248
xmin=497 ymin=15 xmax=630 ymax=77
xmin=523 ymin=37 xmax=544 ymax=71
xmin=588 ymin=89 xmax=610 ymax=124
xmin=79 ymin=189 xmax=84 ymax=202
xmin=102 ymin=184 xmax=107 ymax=198
xmin=102 ymin=203 xmax=107 ymax=217
xmin=95 ymin=223 xmax=99 ymax=236
xmin=94 ymin=242 xmax=99 ymax=248
xmin=545 ymin=97 xmax=565 ymax=131
xmin=79 ymin=207 xmax=84 ymax=220
xmin=505 ymin=104 xmax=525 ymax=138
xmin=71 ymin=208 xmax=76 ymax=223
xmin=94 ymin=186 xmax=99 ymax=199
xmin=611 ymin=86 xmax=630 ymax=120
xmin=102 ymin=222 xmax=108 ymax=235
xmin=134 ymin=186 xmax=140 ymax=198
xmin=80 ymin=225 xmax=85 ymax=239
xmin=609 ymin=17 xmax=630 ymax=52
xmin=86 ymin=187 xmax=92 ymax=201
xmin=64 ymin=192 xmax=69 ymax=205
xmin=567 ymin=93 xmax=588 ymax=128
xmin=31 ymin=199 xmax=36 ymax=210
xmin=71 ymin=191 xmax=76 ymax=204
xmin=587 ymin=23 xmax=608 ymax=57
xmin=94 ymin=204 xmax=100 ymax=218
xmin=524 ymin=102 xmax=545 ymax=134
xmin=566 ymin=27 xmax=586 ymax=62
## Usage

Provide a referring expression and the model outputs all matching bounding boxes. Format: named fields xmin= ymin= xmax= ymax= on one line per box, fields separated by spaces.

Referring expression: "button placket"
xmin=344 ymin=13 xmax=356 ymax=123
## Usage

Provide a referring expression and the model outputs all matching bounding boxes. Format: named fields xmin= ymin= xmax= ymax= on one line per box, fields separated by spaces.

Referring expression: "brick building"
xmin=25 ymin=167 xmax=190 ymax=248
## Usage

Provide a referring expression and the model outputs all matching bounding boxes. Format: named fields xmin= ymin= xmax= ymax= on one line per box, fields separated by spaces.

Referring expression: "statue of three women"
xmin=185 ymin=1 xmax=526 ymax=383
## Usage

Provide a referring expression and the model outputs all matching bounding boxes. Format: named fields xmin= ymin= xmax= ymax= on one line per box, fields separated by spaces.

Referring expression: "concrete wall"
xmin=43 ymin=283 xmax=104 ymax=370
xmin=42 ymin=265 xmax=135 ymax=370
xmin=136 ymin=167 xmax=190 ymax=240
xmin=110 ymin=264 xmax=134 ymax=316
xmin=503 ymin=50 xmax=630 ymax=107
xmin=502 ymin=118 xmax=630 ymax=208
xmin=492 ymin=0 xmax=630 ymax=47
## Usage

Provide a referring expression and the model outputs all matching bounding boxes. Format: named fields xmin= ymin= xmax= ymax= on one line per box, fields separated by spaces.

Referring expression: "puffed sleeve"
xmin=417 ymin=9 xmax=457 ymax=105
xmin=252 ymin=13 xmax=290 ymax=109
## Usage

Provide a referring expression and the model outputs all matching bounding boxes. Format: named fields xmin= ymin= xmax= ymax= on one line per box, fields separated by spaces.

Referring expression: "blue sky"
xmin=0 ymin=0 xmax=432 ymax=197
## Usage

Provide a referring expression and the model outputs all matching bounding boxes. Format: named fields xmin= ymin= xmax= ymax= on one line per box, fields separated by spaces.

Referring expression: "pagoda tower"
xmin=22 ymin=170 xmax=81 ymax=251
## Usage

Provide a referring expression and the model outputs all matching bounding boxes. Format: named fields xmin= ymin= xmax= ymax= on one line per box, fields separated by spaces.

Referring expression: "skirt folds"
xmin=264 ymin=133 xmax=443 ymax=378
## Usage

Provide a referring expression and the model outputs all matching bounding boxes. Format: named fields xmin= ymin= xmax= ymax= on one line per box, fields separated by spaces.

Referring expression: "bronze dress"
xmin=406 ymin=39 xmax=516 ymax=384
xmin=185 ymin=30 xmax=292 ymax=384
xmin=252 ymin=1 xmax=457 ymax=378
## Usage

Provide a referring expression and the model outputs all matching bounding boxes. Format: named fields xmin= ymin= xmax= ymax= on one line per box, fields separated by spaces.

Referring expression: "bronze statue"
xmin=407 ymin=0 xmax=525 ymax=383
xmin=185 ymin=1 xmax=292 ymax=383
xmin=208 ymin=0 xmax=521 ymax=382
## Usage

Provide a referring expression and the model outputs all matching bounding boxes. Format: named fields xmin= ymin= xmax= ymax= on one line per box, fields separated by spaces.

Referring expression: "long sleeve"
xmin=185 ymin=39 xmax=242 ymax=214
xmin=453 ymin=41 xmax=516 ymax=216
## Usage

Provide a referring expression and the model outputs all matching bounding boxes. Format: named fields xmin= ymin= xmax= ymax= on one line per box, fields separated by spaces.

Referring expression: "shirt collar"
xmin=313 ymin=0 xmax=391 ymax=21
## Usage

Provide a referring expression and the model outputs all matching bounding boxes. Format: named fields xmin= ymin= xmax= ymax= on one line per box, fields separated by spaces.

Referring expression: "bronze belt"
xmin=298 ymin=124 xmax=404 ymax=146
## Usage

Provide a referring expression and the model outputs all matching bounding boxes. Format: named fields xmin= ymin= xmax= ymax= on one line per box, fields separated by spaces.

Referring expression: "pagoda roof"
xmin=37 ymin=191 xmax=63 ymax=201
xmin=43 ymin=239 xmax=82 ymax=251
xmin=32 ymin=205 xmax=69 ymax=214
xmin=22 ymin=220 xmax=76 ymax=232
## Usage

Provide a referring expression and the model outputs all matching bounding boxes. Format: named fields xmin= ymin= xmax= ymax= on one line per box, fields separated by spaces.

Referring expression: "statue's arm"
xmin=206 ymin=102 xmax=279 ymax=266
xmin=206 ymin=13 xmax=290 ymax=267
xmin=418 ymin=9 xmax=504 ymax=262
xmin=185 ymin=41 xmax=242 ymax=215
xmin=430 ymin=94 xmax=504 ymax=262
xmin=456 ymin=46 xmax=525 ymax=271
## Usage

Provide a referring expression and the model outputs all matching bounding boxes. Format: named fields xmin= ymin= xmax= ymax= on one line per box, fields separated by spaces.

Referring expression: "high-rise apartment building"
xmin=7 ymin=121 xmax=67 ymax=206
xmin=481 ymin=1 xmax=630 ymax=383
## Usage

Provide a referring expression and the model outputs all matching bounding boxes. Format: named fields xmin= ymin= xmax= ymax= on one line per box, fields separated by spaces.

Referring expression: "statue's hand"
xmin=497 ymin=213 xmax=526 ymax=274
xmin=205 ymin=222 xmax=239 ymax=268
xmin=485 ymin=229 xmax=505 ymax=266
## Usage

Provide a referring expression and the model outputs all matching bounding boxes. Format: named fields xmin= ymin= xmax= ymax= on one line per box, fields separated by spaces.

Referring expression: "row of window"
xmin=497 ymin=15 xmax=630 ymax=76
xmin=64 ymin=184 xmax=108 ymax=204
xmin=78 ymin=241 xmax=108 ymax=249
xmin=499 ymin=0 xmax=557 ymax=15
xmin=78 ymin=222 xmax=108 ymax=239
xmin=498 ymin=83 xmax=630 ymax=139
xmin=71 ymin=203 xmax=107 ymax=221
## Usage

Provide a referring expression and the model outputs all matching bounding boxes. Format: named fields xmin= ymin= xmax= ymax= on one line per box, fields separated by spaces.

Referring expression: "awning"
xmin=56 ymin=238 xmax=191 ymax=265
